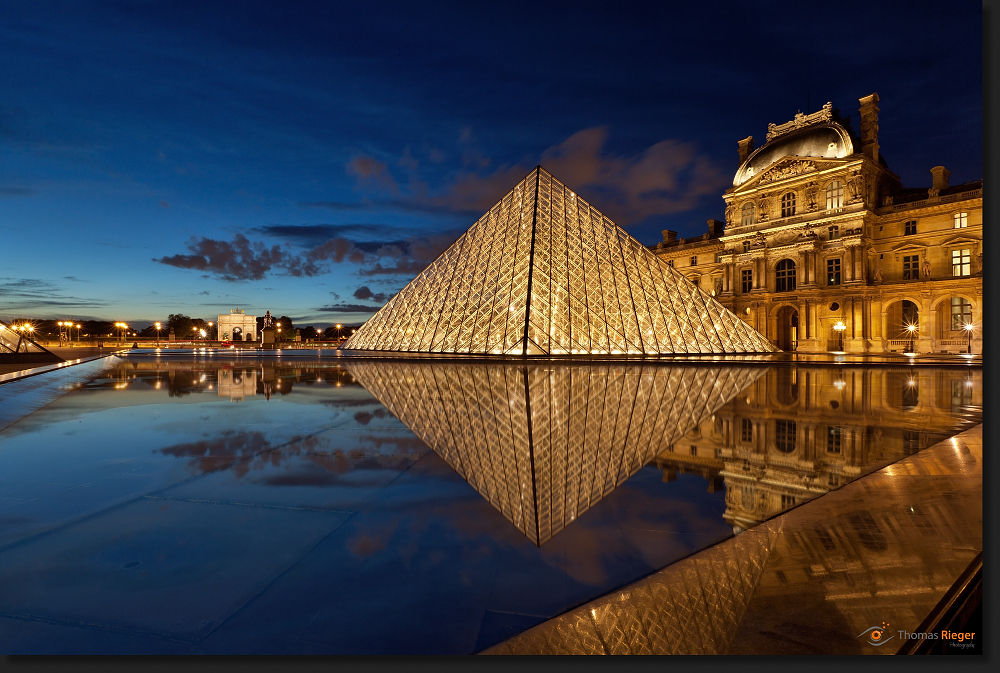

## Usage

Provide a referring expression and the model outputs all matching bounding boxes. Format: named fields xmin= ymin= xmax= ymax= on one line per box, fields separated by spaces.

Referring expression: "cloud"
xmin=0 ymin=187 xmax=33 ymax=196
xmin=156 ymin=221 xmax=461 ymax=284
xmin=253 ymin=223 xmax=412 ymax=251
xmin=159 ymin=200 xmax=170 ymax=208
xmin=347 ymin=155 xmax=400 ymax=195
xmin=316 ymin=303 xmax=389 ymax=313
xmin=154 ymin=233 xmax=319 ymax=281
xmin=327 ymin=127 xmax=728 ymax=226
xmin=353 ymin=285 xmax=390 ymax=303
xmin=0 ymin=277 xmax=102 ymax=311
xmin=428 ymin=127 xmax=728 ymax=224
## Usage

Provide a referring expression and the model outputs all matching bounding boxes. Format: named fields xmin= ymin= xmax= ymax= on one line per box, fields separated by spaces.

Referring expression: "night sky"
xmin=0 ymin=1 xmax=982 ymax=328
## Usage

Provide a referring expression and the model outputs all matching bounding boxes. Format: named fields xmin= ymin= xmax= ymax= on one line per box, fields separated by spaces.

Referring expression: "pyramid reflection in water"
xmin=343 ymin=167 xmax=775 ymax=355
xmin=345 ymin=361 xmax=765 ymax=545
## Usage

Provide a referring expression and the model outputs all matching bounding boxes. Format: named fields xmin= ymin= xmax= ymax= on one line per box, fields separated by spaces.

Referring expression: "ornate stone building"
xmin=217 ymin=308 xmax=256 ymax=342
xmin=651 ymin=94 xmax=983 ymax=353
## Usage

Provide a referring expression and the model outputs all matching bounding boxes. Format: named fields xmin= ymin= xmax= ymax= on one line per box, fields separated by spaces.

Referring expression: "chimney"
xmin=662 ymin=230 xmax=678 ymax=244
xmin=707 ymin=219 xmax=724 ymax=237
xmin=930 ymin=166 xmax=950 ymax=192
xmin=737 ymin=136 xmax=754 ymax=165
xmin=858 ymin=93 xmax=880 ymax=162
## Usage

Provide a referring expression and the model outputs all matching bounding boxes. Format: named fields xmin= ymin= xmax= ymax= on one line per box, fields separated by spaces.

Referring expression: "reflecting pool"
xmin=0 ymin=356 xmax=982 ymax=654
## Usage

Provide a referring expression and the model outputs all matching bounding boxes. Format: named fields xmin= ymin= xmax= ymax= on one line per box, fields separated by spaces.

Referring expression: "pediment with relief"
xmin=736 ymin=157 xmax=845 ymax=191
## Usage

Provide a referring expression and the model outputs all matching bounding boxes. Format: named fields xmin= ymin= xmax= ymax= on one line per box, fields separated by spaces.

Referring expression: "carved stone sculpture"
xmin=872 ymin=266 xmax=883 ymax=283
xmin=922 ymin=260 xmax=931 ymax=278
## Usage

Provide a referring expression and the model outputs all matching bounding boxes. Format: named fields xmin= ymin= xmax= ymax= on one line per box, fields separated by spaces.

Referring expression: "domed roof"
xmin=733 ymin=122 xmax=854 ymax=187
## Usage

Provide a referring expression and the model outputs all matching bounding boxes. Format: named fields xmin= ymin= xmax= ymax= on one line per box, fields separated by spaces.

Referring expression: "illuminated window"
xmin=904 ymin=220 xmax=917 ymax=235
xmin=902 ymin=254 xmax=919 ymax=280
xmin=825 ymin=181 xmax=844 ymax=209
xmin=741 ymin=202 xmax=755 ymax=226
xmin=775 ymin=259 xmax=796 ymax=292
xmin=740 ymin=418 xmax=753 ymax=443
xmin=827 ymin=258 xmax=841 ymax=286
xmin=951 ymin=249 xmax=971 ymax=276
xmin=950 ymin=297 xmax=972 ymax=330
xmin=690 ymin=255 xmax=698 ymax=266
xmin=781 ymin=494 xmax=797 ymax=508
xmin=954 ymin=212 xmax=968 ymax=228
xmin=780 ymin=192 xmax=796 ymax=218
xmin=828 ymin=225 xmax=839 ymax=240
xmin=741 ymin=268 xmax=753 ymax=293
xmin=775 ymin=419 xmax=796 ymax=453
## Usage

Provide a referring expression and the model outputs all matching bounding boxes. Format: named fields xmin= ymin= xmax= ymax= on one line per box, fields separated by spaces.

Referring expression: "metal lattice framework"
xmin=346 ymin=360 xmax=764 ymax=545
xmin=0 ymin=320 xmax=52 ymax=355
xmin=343 ymin=166 xmax=775 ymax=355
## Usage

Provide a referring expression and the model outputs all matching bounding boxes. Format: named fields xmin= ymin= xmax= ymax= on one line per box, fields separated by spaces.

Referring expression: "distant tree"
xmin=167 ymin=314 xmax=194 ymax=338
xmin=84 ymin=320 xmax=114 ymax=337
xmin=299 ymin=326 xmax=320 ymax=340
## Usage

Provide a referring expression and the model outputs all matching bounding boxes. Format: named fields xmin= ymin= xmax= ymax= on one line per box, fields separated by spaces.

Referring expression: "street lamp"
xmin=906 ymin=323 xmax=917 ymax=354
xmin=75 ymin=323 xmax=81 ymax=342
xmin=208 ymin=322 xmax=214 ymax=341
xmin=155 ymin=322 xmax=162 ymax=347
xmin=963 ymin=322 xmax=974 ymax=354
xmin=335 ymin=323 xmax=343 ymax=341
xmin=833 ymin=321 xmax=846 ymax=352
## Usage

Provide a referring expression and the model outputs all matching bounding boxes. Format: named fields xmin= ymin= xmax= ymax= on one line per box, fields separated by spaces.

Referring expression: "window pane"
xmin=825 ymin=181 xmax=843 ymax=209
xmin=827 ymin=258 xmax=841 ymax=285
xmin=952 ymin=249 xmax=970 ymax=276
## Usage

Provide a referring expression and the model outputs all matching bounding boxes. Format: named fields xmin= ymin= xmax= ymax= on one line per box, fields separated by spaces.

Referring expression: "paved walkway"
xmin=484 ymin=424 xmax=983 ymax=655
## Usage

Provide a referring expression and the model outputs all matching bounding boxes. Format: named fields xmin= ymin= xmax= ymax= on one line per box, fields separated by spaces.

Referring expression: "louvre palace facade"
xmin=651 ymin=93 xmax=983 ymax=354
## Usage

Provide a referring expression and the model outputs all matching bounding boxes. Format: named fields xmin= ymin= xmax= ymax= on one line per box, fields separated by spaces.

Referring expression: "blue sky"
xmin=0 ymin=1 xmax=982 ymax=328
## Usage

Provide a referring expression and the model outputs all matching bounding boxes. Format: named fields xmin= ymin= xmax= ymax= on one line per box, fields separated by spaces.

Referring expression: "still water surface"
xmin=0 ymin=356 xmax=981 ymax=653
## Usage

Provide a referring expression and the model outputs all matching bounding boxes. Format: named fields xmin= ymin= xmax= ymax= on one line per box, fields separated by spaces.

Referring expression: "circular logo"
xmin=870 ymin=630 xmax=882 ymax=641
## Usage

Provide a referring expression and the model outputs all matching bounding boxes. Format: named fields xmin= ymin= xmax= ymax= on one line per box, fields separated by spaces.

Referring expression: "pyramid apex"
xmin=344 ymin=167 xmax=776 ymax=356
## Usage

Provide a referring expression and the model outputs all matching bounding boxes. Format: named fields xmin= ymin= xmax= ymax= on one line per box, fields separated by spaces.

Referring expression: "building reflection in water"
xmin=98 ymin=358 xmax=981 ymax=550
xmin=343 ymin=361 xmax=765 ymax=545
xmin=651 ymin=365 xmax=982 ymax=533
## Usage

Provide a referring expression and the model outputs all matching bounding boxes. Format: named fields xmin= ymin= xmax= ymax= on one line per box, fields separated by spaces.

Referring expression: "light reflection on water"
xmin=0 ymin=357 xmax=982 ymax=653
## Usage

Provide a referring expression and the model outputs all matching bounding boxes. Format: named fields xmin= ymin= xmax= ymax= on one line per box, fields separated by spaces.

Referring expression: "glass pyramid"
xmin=344 ymin=166 xmax=775 ymax=355
xmin=345 ymin=360 xmax=765 ymax=545
xmin=0 ymin=321 xmax=56 ymax=356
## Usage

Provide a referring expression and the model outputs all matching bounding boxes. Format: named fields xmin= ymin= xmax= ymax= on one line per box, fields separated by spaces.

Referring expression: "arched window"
xmin=825 ymin=181 xmax=844 ymax=209
xmin=780 ymin=192 xmax=796 ymax=218
xmin=741 ymin=202 xmax=755 ymax=226
xmin=775 ymin=259 xmax=796 ymax=292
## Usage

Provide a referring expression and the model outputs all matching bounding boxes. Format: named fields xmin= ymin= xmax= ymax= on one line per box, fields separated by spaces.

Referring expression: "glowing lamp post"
xmin=335 ymin=323 xmax=343 ymax=341
xmin=208 ymin=322 xmax=214 ymax=341
xmin=906 ymin=323 xmax=917 ymax=354
xmin=964 ymin=322 xmax=974 ymax=354
xmin=155 ymin=322 xmax=162 ymax=347
xmin=75 ymin=323 xmax=81 ymax=342
xmin=833 ymin=321 xmax=846 ymax=352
